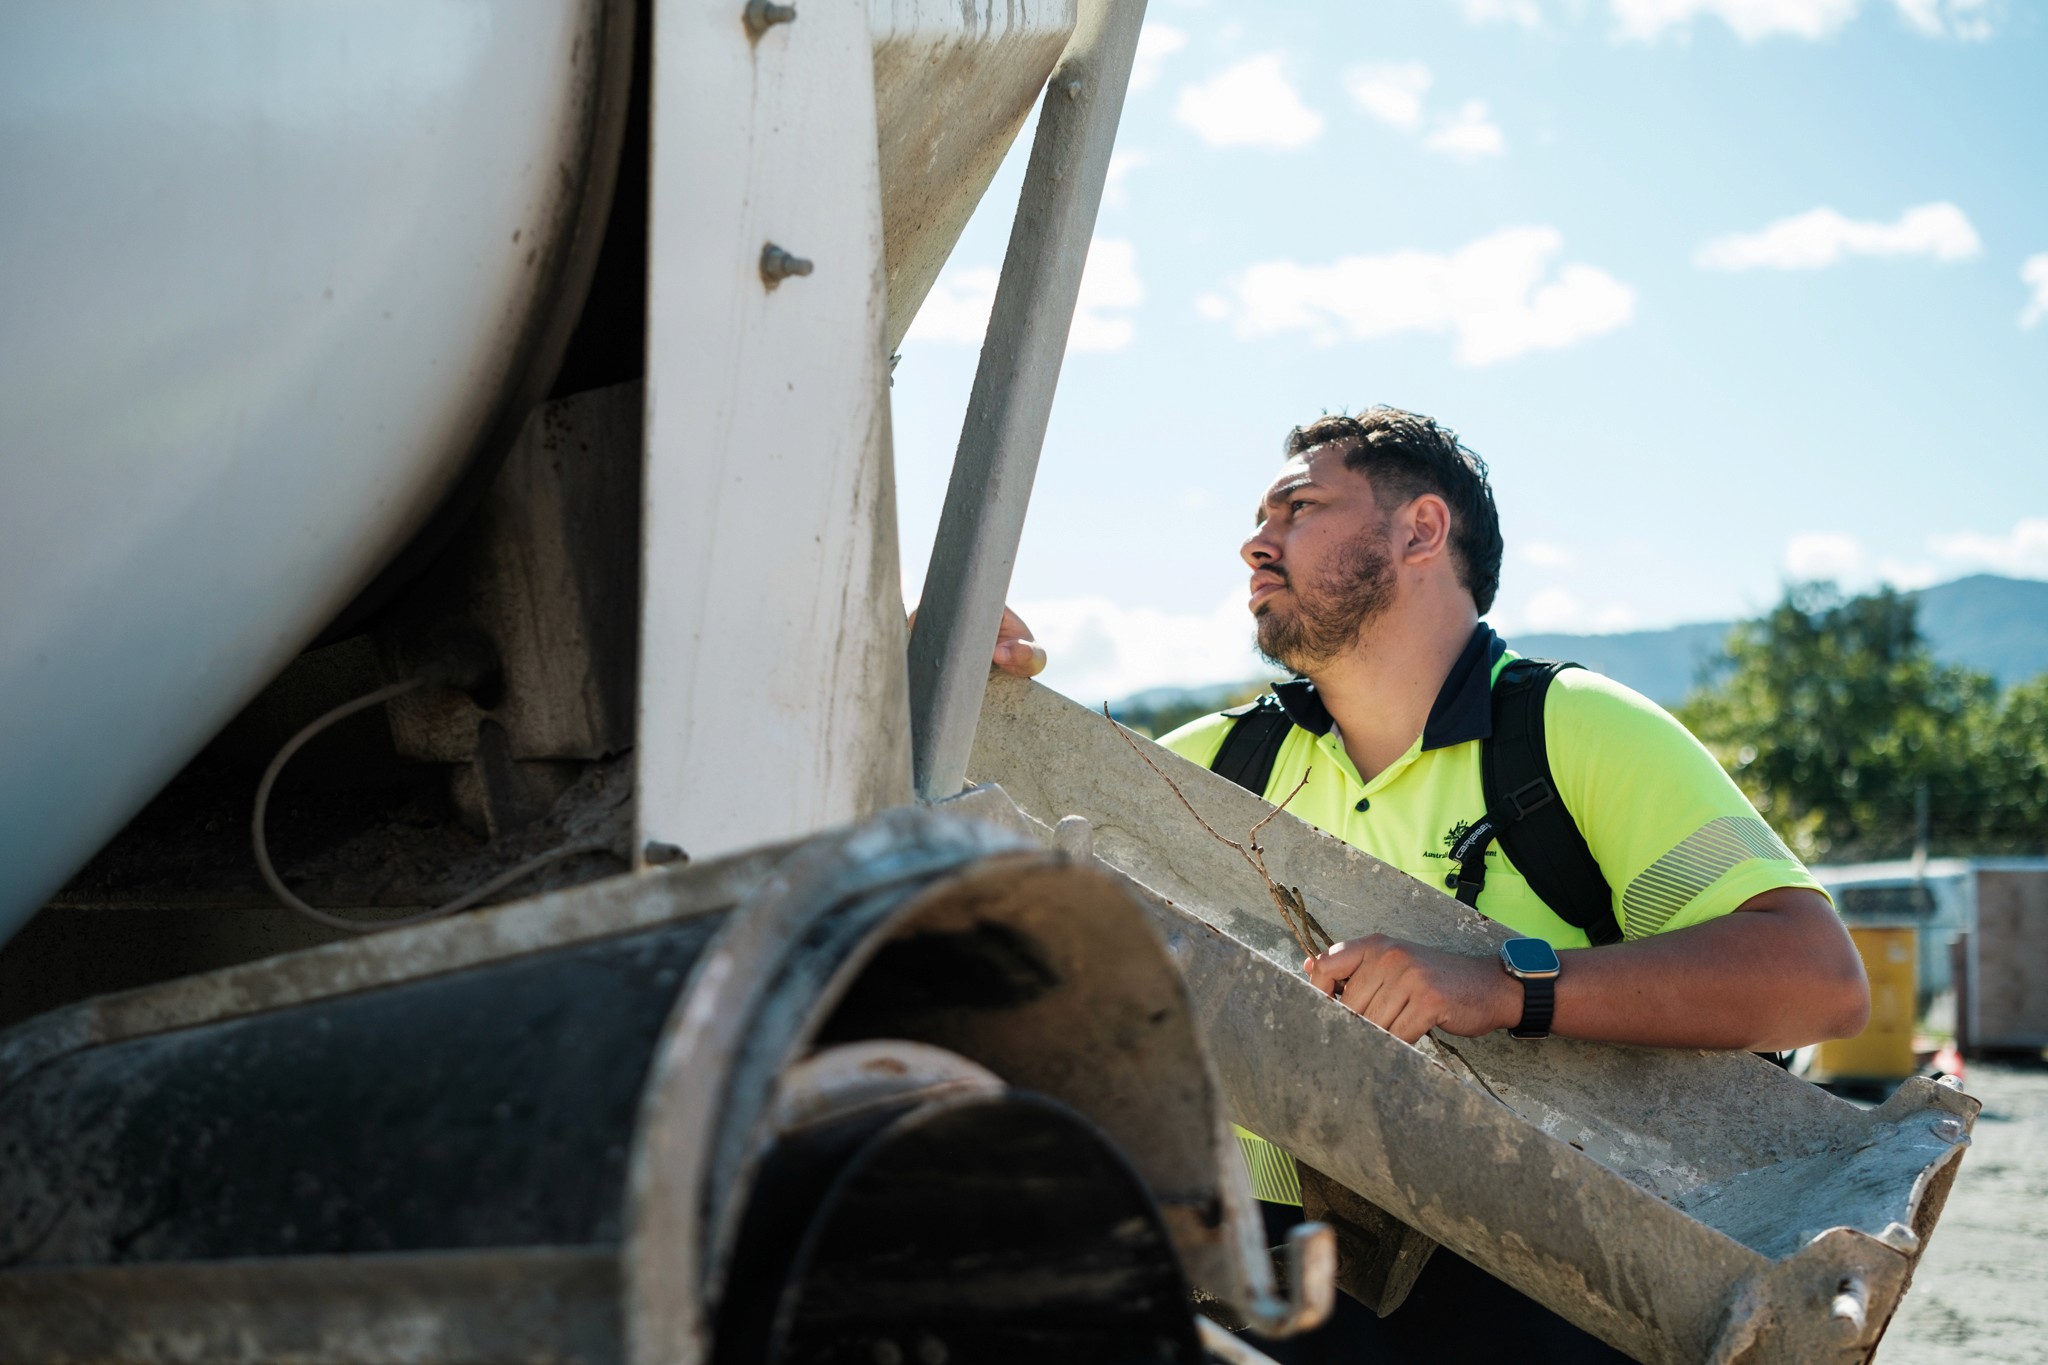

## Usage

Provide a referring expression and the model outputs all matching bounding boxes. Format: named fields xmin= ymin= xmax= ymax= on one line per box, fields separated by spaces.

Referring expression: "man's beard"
xmin=1254 ymin=526 xmax=1397 ymax=675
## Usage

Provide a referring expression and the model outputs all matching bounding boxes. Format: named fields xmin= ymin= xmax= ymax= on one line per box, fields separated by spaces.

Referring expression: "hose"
xmin=252 ymin=676 xmax=609 ymax=933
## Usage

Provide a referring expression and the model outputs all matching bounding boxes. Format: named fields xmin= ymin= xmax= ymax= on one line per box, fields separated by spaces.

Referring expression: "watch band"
xmin=1510 ymin=975 xmax=1554 ymax=1039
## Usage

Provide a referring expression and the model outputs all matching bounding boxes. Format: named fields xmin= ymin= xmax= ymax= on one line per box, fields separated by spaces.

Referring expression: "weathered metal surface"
xmin=625 ymin=803 xmax=1327 ymax=1362
xmin=0 ymin=0 xmax=636 ymax=952
xmin=0 ymin=1248 xmax=622 ymax=1365
xmin=0 ymin=804 xmax=1317 ymax=1359
xmin=379 ymin=382 xmax=643 ymax=776
xmin=0 ymin=921 xmax=722 ymax=1265
xmin=636 ymin=0 xmax=912 ymax=866
xmin=906 ymin=0 xmax=1147 ymax=802
xmin=871 ymin=0 xmax=1076 ymax=353
xmin=967 ymin=675 xmax=1980 ymax=1363
xmin=0 ymin=841 xmax=788 ymax=1094
xmin=715 ymin=1089 xmax=1204 ymax=1363
xmin=1297 ymin=1164 xmax=1440 ymax=1318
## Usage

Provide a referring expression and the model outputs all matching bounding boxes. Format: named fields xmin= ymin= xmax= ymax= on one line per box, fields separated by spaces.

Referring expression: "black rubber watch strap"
xmin=1510 ymin=975 xmax=1554 ymax=1039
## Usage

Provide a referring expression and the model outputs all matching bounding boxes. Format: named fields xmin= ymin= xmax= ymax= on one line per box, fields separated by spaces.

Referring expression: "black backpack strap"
xmin=1209 ymin=694 xmax=1293 ymax=799
xmin=1451 ymin=659 xmax=1624 ymax=946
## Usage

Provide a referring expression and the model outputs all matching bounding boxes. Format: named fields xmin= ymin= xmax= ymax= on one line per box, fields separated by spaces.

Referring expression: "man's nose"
xmin=1242 ymin=526 xmax=1278 ymax=568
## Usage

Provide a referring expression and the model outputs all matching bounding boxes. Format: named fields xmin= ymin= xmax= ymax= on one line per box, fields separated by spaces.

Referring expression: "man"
xmin=994 ymin=406 xmax=1868 ymax=1361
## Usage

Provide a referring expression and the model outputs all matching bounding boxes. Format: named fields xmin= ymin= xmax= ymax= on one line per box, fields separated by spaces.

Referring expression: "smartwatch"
xmin=1499 ymin=938 xmax=1561 ymax=1039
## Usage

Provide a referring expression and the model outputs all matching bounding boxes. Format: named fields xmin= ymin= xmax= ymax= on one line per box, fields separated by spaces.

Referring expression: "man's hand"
xmin=1306 ymin=935 xmax=1518 ymax=1044
xmin=1304 ymin=889 xmax=1869 ymax=1052
xmin=991 ymin=605 xmax=1046 ymax=678
xmin=903 ymin=605 xmax=1046 ymax=678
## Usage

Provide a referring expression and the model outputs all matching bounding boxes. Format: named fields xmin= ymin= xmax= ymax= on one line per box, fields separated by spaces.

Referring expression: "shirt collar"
xmin=1269 ymin=623 xmax=1504 ymax=751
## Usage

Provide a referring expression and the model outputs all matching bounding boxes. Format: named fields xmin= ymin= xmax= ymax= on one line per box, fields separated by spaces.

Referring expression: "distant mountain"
xmin=1508 ymin=621 xmax=1733 ymax=707
xmin=1514 ymin=575 xmax=2048 ymax=705
xmin=1912 ymin=574 xmax=2048 ymax=693
xmin=1108 ymin=575 xmax=2048 ymax=718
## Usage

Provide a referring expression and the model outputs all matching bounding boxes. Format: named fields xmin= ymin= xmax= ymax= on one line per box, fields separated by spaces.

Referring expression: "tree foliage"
xmin=1678 ymin=582 xmax=2048 ymax=864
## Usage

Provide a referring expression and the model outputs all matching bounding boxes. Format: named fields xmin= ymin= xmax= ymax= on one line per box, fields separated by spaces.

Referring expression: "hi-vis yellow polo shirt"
xmin=1160 ymin=622 xmax=1823 ymax=1204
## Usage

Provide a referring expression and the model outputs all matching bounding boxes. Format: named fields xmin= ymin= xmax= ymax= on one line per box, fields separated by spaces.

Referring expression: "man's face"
xmin=1242 ymin=443 xmax=1397 ymax=674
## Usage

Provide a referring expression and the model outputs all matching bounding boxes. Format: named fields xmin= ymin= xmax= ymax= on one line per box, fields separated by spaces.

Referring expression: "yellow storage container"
xmin=1815 ymin=925 xmax=1919 ymax=1081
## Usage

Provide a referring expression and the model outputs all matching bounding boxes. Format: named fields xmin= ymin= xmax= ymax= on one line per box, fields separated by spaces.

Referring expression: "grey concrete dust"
xmin=1882 ymin=1061 xmax=2048 ymax=1363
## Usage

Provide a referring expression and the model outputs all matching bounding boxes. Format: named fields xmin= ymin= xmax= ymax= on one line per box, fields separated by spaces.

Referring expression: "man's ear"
xmin=1397 ymin=493 xmax=1453 ymax=566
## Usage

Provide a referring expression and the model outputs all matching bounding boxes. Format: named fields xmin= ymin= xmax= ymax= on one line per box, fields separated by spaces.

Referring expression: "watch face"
xmin=1502 ymin=937 xmax=1561 ymax=976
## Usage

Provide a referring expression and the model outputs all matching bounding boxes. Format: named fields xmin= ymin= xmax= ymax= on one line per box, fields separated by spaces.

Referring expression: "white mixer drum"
xmin=0 ymin=0 xmax=635 ymax=947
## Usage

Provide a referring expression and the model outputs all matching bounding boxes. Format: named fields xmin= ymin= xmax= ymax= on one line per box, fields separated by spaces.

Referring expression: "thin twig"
xmin=1101 ymin=705 xmax=1332 ymax=959
xmin=1102 ymin=704 xmax=1252 ymax=856
xmin=1248 ymin=769 xmax=1312 ymax=846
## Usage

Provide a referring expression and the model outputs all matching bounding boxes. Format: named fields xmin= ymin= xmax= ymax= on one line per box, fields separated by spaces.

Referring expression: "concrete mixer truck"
xmin=0 ymin=3 xmax=1977 ymax=1361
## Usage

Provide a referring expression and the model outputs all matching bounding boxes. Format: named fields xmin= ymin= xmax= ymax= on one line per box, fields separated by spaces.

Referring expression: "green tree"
xmin=1678 ymin=582 xmax=2016 ymax=863
xmin=1958 ymin=672 xmax=2048 ymax=855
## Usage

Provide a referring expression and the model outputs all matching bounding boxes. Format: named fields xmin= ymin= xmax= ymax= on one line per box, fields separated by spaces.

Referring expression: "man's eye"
xmin=1290 ymin=499 xmax=1314 ymax=513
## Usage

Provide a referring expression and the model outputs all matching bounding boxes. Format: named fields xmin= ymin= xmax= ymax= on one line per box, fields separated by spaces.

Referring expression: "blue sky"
xmin=890 ymin=0 xmax=2048 ymax=704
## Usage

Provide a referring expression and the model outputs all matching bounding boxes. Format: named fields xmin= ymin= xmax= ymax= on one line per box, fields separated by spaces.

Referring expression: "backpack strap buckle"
xmin=1504 ymin=777 xmax=1556 ymax=821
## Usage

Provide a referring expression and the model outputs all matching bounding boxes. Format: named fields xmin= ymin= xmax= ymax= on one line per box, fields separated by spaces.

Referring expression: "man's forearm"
xmin=1308 ymin=887 xmax=1869 ymax=1050
xmin=1547 ymin=888 xmax=1869 ymax=1052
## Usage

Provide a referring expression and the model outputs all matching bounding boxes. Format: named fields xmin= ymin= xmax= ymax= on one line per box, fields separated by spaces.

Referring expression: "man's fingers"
xmin=1340 ymin=966 xmax=1391 ymax=1023
xmin=1386 ymin=1002 xmax=1437 ymax=1045
xmin=1307 ymin=942 xmax=1363 ymax=993
xmin=994 ymin=638 xmax=1047 ymax=678
xmin=907 ymin=604 xmax=1047 ymax=677
xmin=992 ymin=606 xmax=1045 ymax=677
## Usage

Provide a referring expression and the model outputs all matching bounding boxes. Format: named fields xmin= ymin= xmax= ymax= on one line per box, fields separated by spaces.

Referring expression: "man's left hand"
xmin=1306 ymin=935 xmax=1518 ymax=1044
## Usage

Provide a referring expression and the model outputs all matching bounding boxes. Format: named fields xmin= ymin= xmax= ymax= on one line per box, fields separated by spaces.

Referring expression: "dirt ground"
xmin=1880 ymin=1059 xmax=2048 ymax=1363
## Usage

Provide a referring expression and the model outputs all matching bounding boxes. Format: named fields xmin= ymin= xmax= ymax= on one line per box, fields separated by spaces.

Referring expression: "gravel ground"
xmin=1880 ymin=1059 xmax=2048 ymax=1363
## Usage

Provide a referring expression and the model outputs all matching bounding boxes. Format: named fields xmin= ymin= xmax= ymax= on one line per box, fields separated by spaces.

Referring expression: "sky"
xmin=889 ymin=0 xmax=2048 ymax=706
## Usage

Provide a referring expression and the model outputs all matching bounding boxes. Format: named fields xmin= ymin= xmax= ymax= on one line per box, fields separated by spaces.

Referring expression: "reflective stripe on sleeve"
xmin=1233 ymin=1125 xmax=1303 ymax=1206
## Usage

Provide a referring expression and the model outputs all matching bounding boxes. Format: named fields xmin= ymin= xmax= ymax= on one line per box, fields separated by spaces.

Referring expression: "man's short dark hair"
xmin=1283 ymin=407 xmax=1504 ymax=616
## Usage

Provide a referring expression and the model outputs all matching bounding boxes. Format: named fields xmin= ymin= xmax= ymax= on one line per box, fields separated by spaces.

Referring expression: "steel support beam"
xmin=905 ymin=0 xmax=1147 ymax=801
xmin=636 ymin=0 xmax=911 ymax=866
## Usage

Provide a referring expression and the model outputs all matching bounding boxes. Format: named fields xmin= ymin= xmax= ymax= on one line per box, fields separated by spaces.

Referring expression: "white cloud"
xmin=1175 ymin=54 xmax=1325 ymax=150
xmin=1521 ymin=541 xmax=1575 ymax=566
xmin=1930 ymin=518 xmax=2048 ymax=578
xmin=1613 ymin=0 xmax=1995 ymax=41
xmin=1023 ymin=591 xmax=1270 ymax=704
xmin=1893 ymin=0 xmax=1992 ymax=39
xmin=1694 ymin=202 xmax=1981 ymax=271
xmin=1457 ymin=0 xmax=1546 ymax=25
xmin=1346 ymin=66 xmax=1507 ymax=160
xmin=2019 ymin=252 xmax=2048 ymax=329
xmin=1784 ymin=531 xmax=1866 ymax=579
xmin=1424 ymin=100 xmax=1508 ymax=159
xmin=1206 ymin=226 xmax=1635 ymax=366
xmin=1612 ymin=0 xmax=1862 ymax=41
xmin=1130 ymin=24 xmax=1189 ymax=93
xmin=904 ymin=266 xmax=999 ymax=346
xmin=1070 ymin=237 xmax=1144 ymax=352
xmin=1104 ymin=149 xmax=1151 ymax=209
xmin=1877 ymin=559 xmax=1942 ymax=590
xmin=1516 ymin=587 xmax=1640 ymax=633
xmin=1345 ymin=62 xmax=1433 ymax=130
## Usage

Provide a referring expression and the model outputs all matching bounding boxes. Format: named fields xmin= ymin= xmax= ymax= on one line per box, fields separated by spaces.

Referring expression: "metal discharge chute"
xmin=967 ymin=674 xmax=1979 ymax=1364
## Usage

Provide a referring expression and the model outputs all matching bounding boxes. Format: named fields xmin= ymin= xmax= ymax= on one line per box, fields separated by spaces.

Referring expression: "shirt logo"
xmin=1425 ymin=818 xmax=1494 ymax=863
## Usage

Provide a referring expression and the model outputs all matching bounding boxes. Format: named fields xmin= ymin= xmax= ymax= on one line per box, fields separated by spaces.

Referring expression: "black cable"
xmin=252 ymin=676 xmax=608 ymax=933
